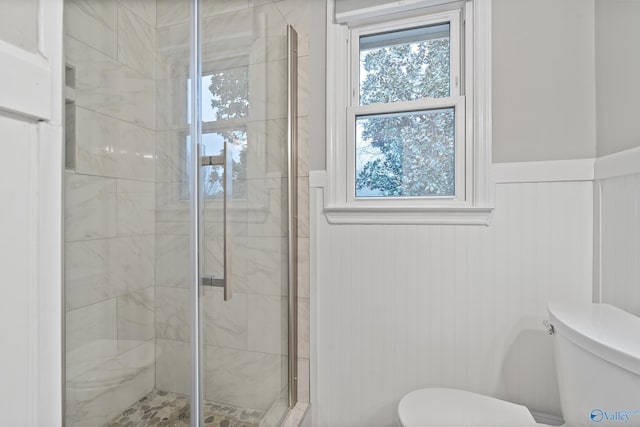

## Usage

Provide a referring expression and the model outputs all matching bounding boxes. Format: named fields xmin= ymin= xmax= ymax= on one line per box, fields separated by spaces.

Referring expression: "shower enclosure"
xmin=63 ymin=1 xmax=297 ymax=425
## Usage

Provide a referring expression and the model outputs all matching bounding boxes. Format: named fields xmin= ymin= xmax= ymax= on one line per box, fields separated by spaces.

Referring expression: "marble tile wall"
xmin=64 ymin=1 xmax=156 ymax=426
xmin=153 ymin=0 xmax=192 ymax=412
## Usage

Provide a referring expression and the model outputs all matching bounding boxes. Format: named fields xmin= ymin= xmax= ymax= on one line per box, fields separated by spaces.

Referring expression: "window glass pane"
xmin=184 ymin=65 xmax=249 ymax=201
xmin=355 ymin=108 xmax=455 ymax=197
xmin=187 ymin=67 xmax=249 ymax=123
xmin=359 ymin=23 xmax=450 ymax=105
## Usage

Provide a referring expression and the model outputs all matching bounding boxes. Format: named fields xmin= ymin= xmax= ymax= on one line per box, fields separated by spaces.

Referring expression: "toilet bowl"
xmin=398 ymin=388 xmax=540 ymax=427
xmin=398 ymin=301 xmax=640 ymax=427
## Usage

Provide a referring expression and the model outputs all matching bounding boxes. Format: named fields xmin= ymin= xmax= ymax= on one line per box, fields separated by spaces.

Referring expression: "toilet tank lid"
xmin=548 ymin=301 xmax=640 ymax=375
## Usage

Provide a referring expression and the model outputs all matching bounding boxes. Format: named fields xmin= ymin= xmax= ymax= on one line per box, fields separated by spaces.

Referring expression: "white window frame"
xmin=325 ymin=0 xmax=494 ymax=225
xmin=349 ymin=11 xmax=465 ymax=204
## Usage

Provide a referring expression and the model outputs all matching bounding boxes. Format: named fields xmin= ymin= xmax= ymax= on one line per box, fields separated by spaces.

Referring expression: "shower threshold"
xmin=106 ymin=389 xmax=264 ymax=427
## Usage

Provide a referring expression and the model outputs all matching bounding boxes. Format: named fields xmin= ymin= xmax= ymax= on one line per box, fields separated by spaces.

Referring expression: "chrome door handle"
xmin=222 ymin=139 xmax=232 ymax=301
xmin=200 ymin=142 xmax=232 ymax=301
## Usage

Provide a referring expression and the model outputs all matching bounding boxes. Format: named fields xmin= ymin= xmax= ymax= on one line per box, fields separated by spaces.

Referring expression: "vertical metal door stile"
xmin=287 ymin=25 xmax=299 ymax=409
xmin=189 ymin=0 xmax=203 ymax=425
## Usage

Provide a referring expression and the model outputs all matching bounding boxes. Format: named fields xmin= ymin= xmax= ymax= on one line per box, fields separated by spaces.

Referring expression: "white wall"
xmin=312 ymin=170 xmax=593 ymax=426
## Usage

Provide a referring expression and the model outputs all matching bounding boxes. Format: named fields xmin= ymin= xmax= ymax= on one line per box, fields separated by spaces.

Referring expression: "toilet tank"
xmin=548 ymin=301 xmax=640 ymax=427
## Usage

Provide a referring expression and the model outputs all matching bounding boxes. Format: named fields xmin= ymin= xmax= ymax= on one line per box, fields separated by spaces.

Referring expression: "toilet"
xmin=398 ymin=301 xmax=640 ymax=427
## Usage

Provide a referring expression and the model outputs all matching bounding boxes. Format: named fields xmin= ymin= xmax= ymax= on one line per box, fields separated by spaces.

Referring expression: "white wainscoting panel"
xmin=599 ymin=172 xmax=640 ymax=316
xmin=312 ymin=180 xmax=593 ymax=427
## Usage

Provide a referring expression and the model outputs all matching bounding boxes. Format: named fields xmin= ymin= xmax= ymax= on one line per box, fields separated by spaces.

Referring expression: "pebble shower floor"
xmin=106 ymin=390 xmax=264 ymax=427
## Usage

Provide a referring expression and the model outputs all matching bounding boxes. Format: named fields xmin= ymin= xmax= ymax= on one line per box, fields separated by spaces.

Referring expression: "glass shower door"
xmin=63 ymin=0 xmax=294 ymax=425
xmin=195 ymin=2 xmax=293 ymax=425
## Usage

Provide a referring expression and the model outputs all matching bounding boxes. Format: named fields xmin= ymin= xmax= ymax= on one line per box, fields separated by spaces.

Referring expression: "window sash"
xmin=346 ymin=96 xmax=467 ymax=205
xmin=350 ymin=9 xmax=462 ymax=107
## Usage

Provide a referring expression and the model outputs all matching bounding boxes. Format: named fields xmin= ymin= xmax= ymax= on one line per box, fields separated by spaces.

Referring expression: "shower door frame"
xmin=188 ymin=0 xmax=204 ymax=424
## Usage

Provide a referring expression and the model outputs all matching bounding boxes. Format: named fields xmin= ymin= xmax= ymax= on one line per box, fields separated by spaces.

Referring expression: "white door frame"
xmin=0 ymin=0 xmax=64 ymax=425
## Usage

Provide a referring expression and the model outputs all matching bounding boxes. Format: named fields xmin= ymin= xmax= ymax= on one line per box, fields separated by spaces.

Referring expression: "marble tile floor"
xmin=107 ymin=389 xmax=264 ymax=427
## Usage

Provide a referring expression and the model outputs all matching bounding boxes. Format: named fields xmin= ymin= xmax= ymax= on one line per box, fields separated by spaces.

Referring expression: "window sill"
xmin=323 ymin=204 xmax=494 ymax=225
xmin=311 ymin=171 xmax=494 ymax=225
